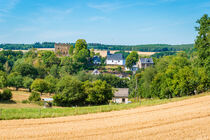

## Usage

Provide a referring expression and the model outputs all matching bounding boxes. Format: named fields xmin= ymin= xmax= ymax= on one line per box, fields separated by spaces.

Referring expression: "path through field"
xmin=0 ymin=95 xmax=210 ymax=140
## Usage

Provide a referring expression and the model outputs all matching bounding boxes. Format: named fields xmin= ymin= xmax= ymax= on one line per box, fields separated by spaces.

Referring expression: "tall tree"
xmin=125 ymin=51 xmax=139 ymax=69
xmin=195 ymin=14 xmax=210 ymax=68
xmin=75 ymin=39 xmax=88 ymax=53
xmin=7 ymin=72 xmax=23 ymax=90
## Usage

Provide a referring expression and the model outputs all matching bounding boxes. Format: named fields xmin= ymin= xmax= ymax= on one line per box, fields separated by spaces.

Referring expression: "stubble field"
xmin=0 ymin=94 xmax=209 ymax=140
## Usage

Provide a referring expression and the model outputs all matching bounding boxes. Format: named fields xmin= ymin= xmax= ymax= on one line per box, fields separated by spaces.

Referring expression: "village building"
xmin=112 ymin=88 xmax=129 ymax=104
xmin=125 ymin=64 xmax=139 ymax=72
xmin=92 ymin=56 xmax=101 ymax=64
xmin=138 ymin=58 xmax=154 ymax=69
xmin=106 ymin=50 xmax=125 ymax=65
xmin=92 ymin=69 xmax=100 ymax=75
xmin=54 ymin=43 xmax=71 ymax=56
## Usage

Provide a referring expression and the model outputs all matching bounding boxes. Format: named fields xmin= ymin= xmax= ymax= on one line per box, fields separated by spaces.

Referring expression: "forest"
xmin=0 ymin=42 xmax=193 ymax=52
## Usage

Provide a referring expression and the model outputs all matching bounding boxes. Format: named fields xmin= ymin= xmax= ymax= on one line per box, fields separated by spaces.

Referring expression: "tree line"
xmin=129 ymin=14 xmax=209 ymax=99
xmin=0 ymin=42 xmax=193 ymax=52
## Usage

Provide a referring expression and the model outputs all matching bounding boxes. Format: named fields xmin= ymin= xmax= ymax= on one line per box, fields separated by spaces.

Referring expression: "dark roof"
xmin=93 ymin=56 xmax=101 ymax=62
xmin=107 ymin=53 xmax=124 ymax=60
xmin=140 ymin=58 xmax=154 ymax=64
xmin=114 ymin=88 xmax=129 ymax=98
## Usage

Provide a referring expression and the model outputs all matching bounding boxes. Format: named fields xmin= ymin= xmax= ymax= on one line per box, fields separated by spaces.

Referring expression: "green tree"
xmin=44 ymin=75 xmax=58 ymax=94
xmin=195 ymin=14 xmax=210 ymax=68
xmin=75 ymin=39 xmax=87 ymax=53
xmin=68 ymin=45 xmax=74 ymax=55
xmin=53 ymin=76 xmax=86 ymax=106
xmin=83 ymin=80 xmax=113 ymax=105
xmin=7 ymin=72 xmax=23 ymax=91
xmin=0 ymin=88 xmax=12 ymax=101
xmin=28 ymin=91 xmax=41 ymax=102
xmin=31 ymin=79 xmax=49 ymax=95
xmin=23 ymin=77 xmax=34 ymax=92
xmin=74 ymin=48 xmax=90 ymax=68
xmin=0 ymin=71 xmax=7 ymax=89
xmin=13 ymin=63 xmax=38 ymax=79
xmin=125 ymin=51 xmax=139 ymax=69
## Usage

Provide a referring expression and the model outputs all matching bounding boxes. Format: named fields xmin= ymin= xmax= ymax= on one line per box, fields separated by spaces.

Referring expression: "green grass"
xmin=0 ymin=92 xmax=209 ymax=120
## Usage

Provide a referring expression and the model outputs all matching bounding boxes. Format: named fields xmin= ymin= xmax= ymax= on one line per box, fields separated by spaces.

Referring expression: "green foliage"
xmin=125 ymin=51 xmax=139 ymax=69
xmin=75 ymin=39 xmax=88 ymax=53
xmin=31 ymin=79 xmax=49 ymax=94
xmin=44 ymin=75 xmax=58 ymax=94
xmin=40 ymin=51 xmax=60 ymax=68
xmin=68 ymin=45 xmax=74 ymax=55
xmin=97 ymin=74 xmax=129 ymax=88
xmin=151 ymin=51 xmax=177 ymax=58
xmin=7 ymin=72 xmax=23 ymax=90
xmin=0 ymin=88 xmax=12 ymax=101
xmin=83 ymin=80 xmax=113 ymax=105
xmin=195 ymin=14 xmax=210 ymax=79
xmin=13 ymin=63 xmax=38 ymax=79
xmin=88 ymin=43 xmax=194 ymax=52
xmin=23 ymin=77 xmax=34 ymax=92
xmin=53 ymin=76 xmax=86 ymax=106
xmin=0 ymin=71 xmax=7 ymax=88
xmin=28 ymin=91 xmax=41 ymax=102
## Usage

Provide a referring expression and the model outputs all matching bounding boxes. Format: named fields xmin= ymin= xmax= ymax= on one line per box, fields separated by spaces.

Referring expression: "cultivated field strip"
xmin=0 ymin=95 xmax=210 ymax=140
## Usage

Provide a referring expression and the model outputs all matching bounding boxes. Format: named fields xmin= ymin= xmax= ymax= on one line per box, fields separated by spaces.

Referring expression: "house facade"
xmin=106 ymin=51 xmax=125 ymax=65
xmin=138 ymin=58 xmax=154 ymax=69
xmin=55 ymin=43 xmax=71 ymax=56
xmin=112 ymin=88 xmax=129 ymax=104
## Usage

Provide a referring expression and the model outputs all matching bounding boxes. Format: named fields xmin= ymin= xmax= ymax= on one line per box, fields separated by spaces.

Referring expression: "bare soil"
xmin=0 ymin=95 xmax=210 ymax=140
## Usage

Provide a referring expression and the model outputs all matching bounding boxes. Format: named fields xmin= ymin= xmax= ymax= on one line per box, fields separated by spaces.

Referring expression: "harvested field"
xmin=94 ymin=50 xmax=156 ymax=57
xmin=0 ymin=95 xmax=210 ymax=140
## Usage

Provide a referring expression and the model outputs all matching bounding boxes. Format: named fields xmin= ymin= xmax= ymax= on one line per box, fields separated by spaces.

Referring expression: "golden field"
xmin=0 ymin=94 xmax=209 ymax=140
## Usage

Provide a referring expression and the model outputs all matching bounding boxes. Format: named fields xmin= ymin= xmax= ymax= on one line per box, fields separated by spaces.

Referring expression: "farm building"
xmin=138 ymin=58 xmax=154 ymax=69
xmin=112 ymin=88 xmax=129 ymax=104
xmin=55 ymin=43 xmax=71 ymax=56
xmin=106 ymin=50 xmax=125 ymax=65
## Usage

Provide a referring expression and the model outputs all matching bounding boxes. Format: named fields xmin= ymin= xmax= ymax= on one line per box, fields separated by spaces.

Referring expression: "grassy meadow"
xmin=0 ymin=91 xmax=209 ymax=120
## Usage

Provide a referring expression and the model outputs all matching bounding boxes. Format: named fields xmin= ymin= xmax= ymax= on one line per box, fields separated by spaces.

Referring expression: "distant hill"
xmin=0 ymin=42 xmax=194 ymax=52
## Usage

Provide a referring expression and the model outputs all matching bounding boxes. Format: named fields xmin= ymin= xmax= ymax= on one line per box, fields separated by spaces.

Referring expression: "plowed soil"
xmin=0 ymin=95 xmax=210 ymax=140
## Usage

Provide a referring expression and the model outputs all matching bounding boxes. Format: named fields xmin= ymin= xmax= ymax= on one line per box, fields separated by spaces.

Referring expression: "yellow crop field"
xmin=0 ymin=94 xmax=209 ymax=139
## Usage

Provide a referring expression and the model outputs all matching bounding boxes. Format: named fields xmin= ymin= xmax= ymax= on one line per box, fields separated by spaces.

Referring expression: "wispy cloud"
xmin=0 ymin=0 xmax=20 ymax=22
xmin=0 ymin=0 xmax=19 ymax=13
xmin=89 ymin=16 xmax=109 ymax=22
xmin=88 ymin=1 xmax=156 ymax=12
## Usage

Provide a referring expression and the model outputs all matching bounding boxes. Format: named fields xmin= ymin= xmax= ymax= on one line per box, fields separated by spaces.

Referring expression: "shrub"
xmin=22 ymin=99 xmax=29 ymax=104
xmin=28 ymin=91 xmax=41 ymax=102
xmin=0 ymin=88 xmax=12 ymax=101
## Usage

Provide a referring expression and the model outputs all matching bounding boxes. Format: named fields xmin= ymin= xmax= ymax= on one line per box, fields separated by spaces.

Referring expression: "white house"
xmin=106 ymin=51 xmax=125 ymax=65
xmin=112 ymin=88 xmax=129 ymax=104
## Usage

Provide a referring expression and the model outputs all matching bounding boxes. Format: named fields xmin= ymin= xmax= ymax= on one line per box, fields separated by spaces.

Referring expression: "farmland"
xmin=0 ymin=93 xmax=209 ymax=139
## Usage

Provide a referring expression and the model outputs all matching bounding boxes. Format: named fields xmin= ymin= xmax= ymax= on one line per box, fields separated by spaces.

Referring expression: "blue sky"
xmin=0 ymin=0 xmax=209 ymax=45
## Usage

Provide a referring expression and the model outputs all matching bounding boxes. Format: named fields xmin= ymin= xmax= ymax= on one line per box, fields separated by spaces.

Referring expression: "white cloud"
xmin=88 ymin=2 xmax=121 ymax=12
xmin=89 ymin=16 xmax=109 ymax=22
xmin=0 ymin=0 xmax=19 ymax=13
xmin=88 ymin=2 xmax=156 ymax=12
